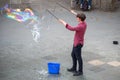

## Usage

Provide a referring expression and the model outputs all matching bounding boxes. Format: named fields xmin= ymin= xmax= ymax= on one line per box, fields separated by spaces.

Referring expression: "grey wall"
xmin=0 ymin=0 xmax=9 ymax=7
xmin=0 ymin=0 xmax=31 ymax=9
xmin=70 ymin=0 xmax=119 ymax=11
xmin=0 ymin=0 xmax=119 ymax=11
xmin=92 ymin=0 xmax=118 ymax=11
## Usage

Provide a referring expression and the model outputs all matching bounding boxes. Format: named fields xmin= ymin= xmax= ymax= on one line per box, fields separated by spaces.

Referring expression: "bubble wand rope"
xmin=46 ymin=9 xmax=59 ymax=20
xmin=56 ymin=2 xmax=77 ymax=15
xmin=56 ymin=2 xmax=70 ymax=12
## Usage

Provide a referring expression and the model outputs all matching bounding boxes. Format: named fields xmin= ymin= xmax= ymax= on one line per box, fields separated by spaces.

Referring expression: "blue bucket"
xmin=48 ymin=62 xmax=60 ymax=74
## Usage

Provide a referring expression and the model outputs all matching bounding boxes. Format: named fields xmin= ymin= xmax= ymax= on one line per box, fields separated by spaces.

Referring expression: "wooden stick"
xmin=56 ymin=2 xmax=70 ymax=12
xmin=46 ymin=9 xmax=59 ymax=20
xmin=56 ymin=2 xmax=77 ymax=15
xmin=46 ymin=9 xmax=68 ymax=26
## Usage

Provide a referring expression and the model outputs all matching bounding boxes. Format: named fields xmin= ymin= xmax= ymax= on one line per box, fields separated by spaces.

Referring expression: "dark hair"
xmin=76 ymin=13 xmax=86 ymax=21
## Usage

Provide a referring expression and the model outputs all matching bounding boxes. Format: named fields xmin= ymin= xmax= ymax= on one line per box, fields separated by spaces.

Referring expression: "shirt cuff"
xmin=65 ymin=24 xmax=68 ymax=28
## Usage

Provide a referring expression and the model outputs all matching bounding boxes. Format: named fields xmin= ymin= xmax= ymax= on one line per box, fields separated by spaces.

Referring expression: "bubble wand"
xmin=46 ymin=9 xmax=59 ymax=20
xmin=56 ymin=2 xmax=77 ymax=15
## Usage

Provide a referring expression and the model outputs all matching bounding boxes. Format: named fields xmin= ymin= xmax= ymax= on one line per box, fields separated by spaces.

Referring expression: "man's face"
xmin=76 ymin=17 xmax=81 ymax=22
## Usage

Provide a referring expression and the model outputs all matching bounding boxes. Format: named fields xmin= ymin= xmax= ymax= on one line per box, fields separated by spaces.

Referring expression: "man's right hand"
xmin=59 ymin=19 xmax=67 ymax=26
xmin=70 ymin=10 xmax=77 ymax=15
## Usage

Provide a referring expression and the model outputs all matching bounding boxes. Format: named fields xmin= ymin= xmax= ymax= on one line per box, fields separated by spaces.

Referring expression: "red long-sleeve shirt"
xmin=66 ymin=22 xmax=87 ymax=47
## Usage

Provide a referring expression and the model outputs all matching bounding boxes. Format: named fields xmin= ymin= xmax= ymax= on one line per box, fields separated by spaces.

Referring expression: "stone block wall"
xmin=0 ymin=0 xmax=31 ymax=10
xmin=71 ymin=0 xmax=118 ymax=11
xmin=92 ymin=0 xmax=101 ymax=9
xmin=9 ymin=0 xmax=31 ymax=9
xmin=0 ymin=0 xmax=9 ymax=7
xmin=101 ymin=0 xmax=116 ymax=11
xmin=92 ymin=0 xmax=117 ymax=11
xmin=0 ymin=0 xmax=119 ymax=11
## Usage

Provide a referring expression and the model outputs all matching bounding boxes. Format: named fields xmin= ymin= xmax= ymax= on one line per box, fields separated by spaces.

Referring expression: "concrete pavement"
xmin=0 ymin=0 xmax=120 ymax=80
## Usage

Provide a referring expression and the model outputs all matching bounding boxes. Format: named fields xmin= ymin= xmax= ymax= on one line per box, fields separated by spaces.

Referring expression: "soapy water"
xmin=0 ymin=4 xmax=42 ymax=42
xmin=37 ymin=69 xmax=48 ymax=75
xmin=8 ymin=9 xmax=41 ymax=42
xmin=37 ymin=69 xmax=61 ymax=80
xmin=37 ymin=69 xmax=48 ymax=80
xmin=0 ymin=4 xmax=57 ymax=42
xmin=28 ymin=19 xmax=41 ymax=42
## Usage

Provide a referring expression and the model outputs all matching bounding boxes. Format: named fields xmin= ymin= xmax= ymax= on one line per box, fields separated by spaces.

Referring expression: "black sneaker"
xmin=73 ymin=71 xmax=83 ymax=76
xmin=67 ymin=68 xmax=77 ymax=73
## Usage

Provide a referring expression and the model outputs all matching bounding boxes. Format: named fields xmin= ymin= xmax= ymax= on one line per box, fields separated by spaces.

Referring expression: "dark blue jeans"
xmin=79 ymin=0 xmax=92 ymax=6
xmin=71 ymin=44 xmax=83 ymax=72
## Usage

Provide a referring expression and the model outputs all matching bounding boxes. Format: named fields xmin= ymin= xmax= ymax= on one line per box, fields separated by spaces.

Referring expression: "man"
xmin=59 ymin=13 xmax=87 ymax=76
